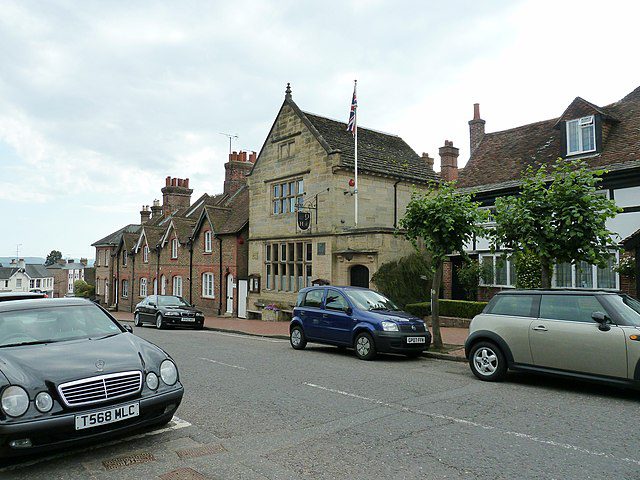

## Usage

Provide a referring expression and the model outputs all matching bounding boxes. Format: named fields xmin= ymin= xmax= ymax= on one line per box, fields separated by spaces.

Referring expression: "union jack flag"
xmin=346 ymin=83 xmax=357 ymax=135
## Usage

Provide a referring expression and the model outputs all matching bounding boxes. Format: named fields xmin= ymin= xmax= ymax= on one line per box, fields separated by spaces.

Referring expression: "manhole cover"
xmin=159 ymin=467 xmax=208 ymax=480
xmin=102 ymin=452 xmax=155 ymax=470
xmin=176 ymin=443 xmax=226 ymax=459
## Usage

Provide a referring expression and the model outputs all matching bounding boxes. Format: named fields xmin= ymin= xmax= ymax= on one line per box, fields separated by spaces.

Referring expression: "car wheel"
xmin=156 ymin=314 xmax=164 ymax=330
xmin=195 ymin=323 xmax=204 ymax=330
xmin=405 ymin=351 xmax=422 ymax=359
xmin=469 ymin=341 xmax=507 ymax=381
xmin=354 ymin=332 xmax=376 ymax=360
xmin=134 ymin=312 xmax=142 ymax=327
xmin=290 ymin=325 xmax=307 ymax=350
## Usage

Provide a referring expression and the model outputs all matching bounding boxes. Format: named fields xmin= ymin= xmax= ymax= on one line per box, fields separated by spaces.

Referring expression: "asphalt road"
xmin=3 ymin=325 xmax=640 ymax=479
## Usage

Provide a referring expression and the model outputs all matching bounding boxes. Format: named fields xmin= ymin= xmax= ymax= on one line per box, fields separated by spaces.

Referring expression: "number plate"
xmin=75 ymin=402 xmax=140 ymax=430
xmin=181 ymin=317 xmax=196 ymax=322
xmin=406 ymin=336 xmax=426 ymax=344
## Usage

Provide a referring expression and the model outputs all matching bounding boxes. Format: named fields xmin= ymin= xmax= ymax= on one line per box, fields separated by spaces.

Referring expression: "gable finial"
xmin=285 ymin=82 xmax=292 ymax=99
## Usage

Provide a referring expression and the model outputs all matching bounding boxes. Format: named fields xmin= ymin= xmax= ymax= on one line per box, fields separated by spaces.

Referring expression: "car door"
xmin=323 ymin=289 xmax=353 ymax=345
xmin=529 ymin=294 xmax=627 ymax=379
xmin=299 ymin=289 xmax=326 ymax=341
xmin=145 ymin=295 xmax=159 ymax=321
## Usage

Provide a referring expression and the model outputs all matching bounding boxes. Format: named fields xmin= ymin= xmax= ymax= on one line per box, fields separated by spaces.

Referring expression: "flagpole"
xmin=354 ymin=79 xmax=358 ymax=227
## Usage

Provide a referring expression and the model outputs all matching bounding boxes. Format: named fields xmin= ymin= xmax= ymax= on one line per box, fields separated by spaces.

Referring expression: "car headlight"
xmin=146 ymin=372 xmax=159 ymax=390
xmin=35 ymin=392 xmax=53 ymax=413
xmin=381 ymin=321 xmax=399 ymax=332
xmin=160 ymin=360 xmax=178 ymax=385
xmin=2 ymin=386 xmax=29 ymax=417
xmin=165 ymin=311 xmax=180 ymax=316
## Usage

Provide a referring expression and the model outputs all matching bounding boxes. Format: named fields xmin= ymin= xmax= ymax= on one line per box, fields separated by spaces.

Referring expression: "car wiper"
xmin=0 ymin=339 xmax=57 ymax=348
xmin=91 ymin=333 xmax=119 ymax=340
xmin=370 ymin=307 xmax=390 ymax=311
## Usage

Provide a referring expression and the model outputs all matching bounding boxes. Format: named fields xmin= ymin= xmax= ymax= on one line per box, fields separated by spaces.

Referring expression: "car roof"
xmin=0 ymin=297 xmax=94 ymax=313
xmin=496 ymin=289 xmax=620 ymax=296
xmin=299 ymin=285 xmax=372 ymax=293
xmin=0 ymin=291 xmax=46 ymax=301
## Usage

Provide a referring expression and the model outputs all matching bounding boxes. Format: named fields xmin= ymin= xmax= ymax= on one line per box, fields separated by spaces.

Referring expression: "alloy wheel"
xmin=473 ymin=347 xmax=498 ymax=376
xmin=291 ymin=329 xmax=301 ymax=347
xmin=356 ymin=336 xmax=371 ymax=357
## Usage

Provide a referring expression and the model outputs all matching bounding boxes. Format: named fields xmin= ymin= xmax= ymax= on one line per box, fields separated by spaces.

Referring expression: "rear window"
xmin=486 ymin=294 xmax=538 ymax=317
xmin=540 ymin=295 xmax=606 ymax=323
xmin=302 ymin=289 xmax=324 ymax=308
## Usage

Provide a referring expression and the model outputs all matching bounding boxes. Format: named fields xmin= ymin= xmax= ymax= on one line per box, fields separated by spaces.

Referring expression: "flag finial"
xmin=285 ymin=82 xmax=292 ymax=99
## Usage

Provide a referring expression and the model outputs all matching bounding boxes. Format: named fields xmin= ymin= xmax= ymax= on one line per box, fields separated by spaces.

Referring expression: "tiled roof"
xmin=25 ymin=264 xmax=51 ymax=278
xmin=141 ymin=226 xmax=165 ymax=249
xmin=302 ymin=111 xmax=439 ymax=183
xmin=195 ymin=186 xmax=249 ymax=238
xmin=171 ymin=217 xmax=196 ymax=245
xmin=458 ymin=86 xmax=640 ymax=188
xmin=92 ymin=224 xmax=141 ymax=246
xmin=0 ymin=267 xmax=16 ymax=280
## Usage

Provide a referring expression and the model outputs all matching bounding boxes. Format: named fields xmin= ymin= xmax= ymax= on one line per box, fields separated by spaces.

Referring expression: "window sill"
xmin=202 ymin=295 xmax=215 ymax=299
xmin=203 ymin=251 xmax=212 ymax=255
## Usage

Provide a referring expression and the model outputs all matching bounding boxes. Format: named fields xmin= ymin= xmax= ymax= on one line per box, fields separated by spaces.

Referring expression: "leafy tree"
xmin=74 ymin=280 xmax=95 ymax=298
xmin=492 ymin=158 xmax=621 ymax=288
xmin=400 ymin=182 xmax=488 ymax=349
xmin=512 ymin=251 xmax=542 ymax=289
xmin=45 ymin=250 xmax=63 ymax=266
xmin=371 ymin=252 xmax=432 ymax=308
xmin=456 ymin=260 xmax=493 ymax=300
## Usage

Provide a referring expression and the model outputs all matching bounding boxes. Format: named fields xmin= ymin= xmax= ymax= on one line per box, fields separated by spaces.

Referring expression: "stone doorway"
xmin=349 ymin=265 xmax=369 ymax=288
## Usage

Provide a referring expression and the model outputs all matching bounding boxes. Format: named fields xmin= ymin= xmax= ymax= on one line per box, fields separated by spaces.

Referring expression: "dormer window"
xmin=566 ymin=116 xmax=596 ymax=155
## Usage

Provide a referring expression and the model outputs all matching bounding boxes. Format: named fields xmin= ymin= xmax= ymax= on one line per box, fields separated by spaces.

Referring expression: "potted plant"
xmin=262 ymin=303 xmax=282 ymax=322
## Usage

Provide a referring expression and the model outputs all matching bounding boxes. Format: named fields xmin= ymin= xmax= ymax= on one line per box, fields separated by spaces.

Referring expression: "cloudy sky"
xmin=1 ymin=0 xmax=639 ymax=261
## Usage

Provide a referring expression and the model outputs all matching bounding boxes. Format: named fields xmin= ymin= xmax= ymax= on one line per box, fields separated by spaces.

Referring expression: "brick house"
xmin=442 ymin=86 xmax=640 ymax=300
xmin=47 ymin=258 xmax=89 ymax=298
xmin=246 ymin=84 xmax=440 ymax=317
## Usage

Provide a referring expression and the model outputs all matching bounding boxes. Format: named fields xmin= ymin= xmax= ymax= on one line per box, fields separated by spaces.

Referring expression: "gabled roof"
xmin=25 ymin=264 xmax=52 ymax=278
xmin=458 ymin=85 xmax=640 ymax=189
xmin=250 ymin=92 xmax=438 ymax=184
xmin=0 ymin=267 xmax=16 ymax=280
xmin=92 ymin=224 xmax=141 ymax=247
xmin=134 ymin=225 xmax=165 ymax=252
xmin=192 ymin=186 xmax=249 ymax=238
xmin=161 ymin=217 xmax=196 ymax=246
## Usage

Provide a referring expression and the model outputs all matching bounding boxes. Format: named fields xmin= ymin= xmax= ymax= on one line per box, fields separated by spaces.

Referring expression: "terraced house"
xmin=92 ymin=151 xmax=253 ymax=316
xmin=246 ymin=84 xmax=444 ymax=317
xmin=443 ymin=86 xmax=640 ymax=300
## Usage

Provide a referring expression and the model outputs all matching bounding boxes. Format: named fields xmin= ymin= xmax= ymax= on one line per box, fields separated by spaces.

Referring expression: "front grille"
xmin=182 ymin=312 xmax=194 ymax=317
xmin=398 ymin=323 xmax=426 ymax=333
xmin=58 ymin=371 xmax=142 ymax=407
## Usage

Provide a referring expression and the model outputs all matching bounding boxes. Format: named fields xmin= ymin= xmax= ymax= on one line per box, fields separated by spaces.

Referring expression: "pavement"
xmin=111 ymin=311 xmax=468 ymax=360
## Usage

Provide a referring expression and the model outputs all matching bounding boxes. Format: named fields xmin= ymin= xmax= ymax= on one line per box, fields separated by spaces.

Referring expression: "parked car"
xmin=290 ymin=286 xmax=431 ymax=360
xmin=0 ymin=298 xmax=184 ymax=458
xmin=0 ymin=292 xmax=46 ymax=302
xmin=465 ymin=290 xmax=640 ymax=388
xmin=134 ymin=295 xmax=205 ymax=330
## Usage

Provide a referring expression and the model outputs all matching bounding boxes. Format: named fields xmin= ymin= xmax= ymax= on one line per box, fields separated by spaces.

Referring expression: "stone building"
xmin=246 ymin=84 xmax=441 ymax=316
xmin=442 ymin=86 xmax=640 ymax=300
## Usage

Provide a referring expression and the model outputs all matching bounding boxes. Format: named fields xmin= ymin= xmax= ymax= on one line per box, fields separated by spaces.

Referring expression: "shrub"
xmin=73 ymin=280 xmax=95 ymax=298
xmin=405 ymin=299 xmax=488 ymax=319
xmin=456 ymin=260 xmax=494 ymax=300
xmin=371 ymin=252 xmax=431 ymax=308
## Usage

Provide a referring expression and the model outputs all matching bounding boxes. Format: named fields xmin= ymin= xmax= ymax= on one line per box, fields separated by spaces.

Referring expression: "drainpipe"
xmin=115 ymin=251 xmax=120 ymax=311
xmin=189 ymin=240 xmax=193 ymax=304
xmin=130 ymin=252 xmax=135 ymax=313
xmin=156 ymin=247 xmax=160 ymax=295
xmin=218 ymin=236 xmax=223 ymax=316
xmin=393 ymin=180 xmax=401 ymax=228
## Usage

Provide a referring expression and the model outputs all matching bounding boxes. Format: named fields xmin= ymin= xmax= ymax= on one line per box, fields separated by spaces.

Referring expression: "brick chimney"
xmin=439 ymin=140 xmax=459 ymax=182
xmin=151 ymin=199 xmax=162 ymax=218
xmin=224 ymin=150 xmax=254 ymax=196
xmin=140 ymin=205 xmax=151 ymax=224
xmin=161 ymin=177 xmax=193 ymax=217
xmin=469 ymin=103 xmax=486 ymax=156
xmin=421 ymin=152 xmax=434 ymax=171
xmin=80 ymin=258 xmax=88 ymax=266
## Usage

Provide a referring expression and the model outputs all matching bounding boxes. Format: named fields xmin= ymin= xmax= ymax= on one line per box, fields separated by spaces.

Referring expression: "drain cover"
xmin=176 ymin=444 xmax=226 ymax=459
xmin=102 ymin=452 xmax=155 ymax=470
xmin=159 ymin=467 xmax=208 ymax=480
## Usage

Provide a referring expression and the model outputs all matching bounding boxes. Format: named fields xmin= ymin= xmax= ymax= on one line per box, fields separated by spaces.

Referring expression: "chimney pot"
xmin=421 ymin=152 xmax=434 ymax=170
xmin=468 ymin=103 xmax=486 ymax=156
xmin=473 ymin=103 xmax=481 ymax=120
xmin=171 ymin=178 xmax=177 ymax=186
xmin=166 ymin=176 xmax=171 ymax=186
xmin=439 ymin=140 xmax=460 ymax=183
xmin=185 ymin=178 xmax=189 ymax=188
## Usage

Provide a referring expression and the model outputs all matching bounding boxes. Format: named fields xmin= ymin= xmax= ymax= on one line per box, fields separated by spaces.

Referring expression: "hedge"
xmin=405 ymin=299 xmax=488 ymax=319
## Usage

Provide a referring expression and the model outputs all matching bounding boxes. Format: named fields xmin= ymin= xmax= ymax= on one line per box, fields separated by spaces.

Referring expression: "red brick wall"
xmin=158 ymin=234 xmax=191 ymax=305
xmin=442 ymin=260 xmax=452 ymax=299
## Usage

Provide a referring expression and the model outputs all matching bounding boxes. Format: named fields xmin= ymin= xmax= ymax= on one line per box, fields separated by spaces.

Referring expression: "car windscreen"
xmin=157 ymin=296 xmax=190 ymax=307
xmin=606 ymin=294 xmax=640 ymax=327
xmin=0 ymin=305 xmax=123 ymax=347
xmin=345 ymin=289 xmax=400 ymax=311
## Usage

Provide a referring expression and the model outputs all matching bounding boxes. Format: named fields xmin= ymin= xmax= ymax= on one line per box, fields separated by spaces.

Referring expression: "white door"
xmin=238 ymin=280 xmax=248 ymax=319
xmin=226 ymin=275 xmax=234 ymax=314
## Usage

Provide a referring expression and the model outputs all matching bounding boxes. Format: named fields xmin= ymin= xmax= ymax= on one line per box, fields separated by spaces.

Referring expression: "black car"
xmin=0 ymin=298 xmax=184 ymax=458
xmin=134 ymin=295 xmax=205 ymax=330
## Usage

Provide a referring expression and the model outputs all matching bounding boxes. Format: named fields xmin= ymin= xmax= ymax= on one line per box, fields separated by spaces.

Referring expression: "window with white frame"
xmin=554 ymin=255 xmax=618 ymax=289
xmin=143 ymin=245 xmax=149 ymax=263
xmin=172 ymin=276 xmax=182 ymax=296
xmin=204 ymin=231 xmax=212 ymax=253
xmin=30 ymin=279 xmax=35 ymax=289
xmin=566 ymin=116 xmax=596 ymax=155
xmin=171 ymin=238 xmax=178 ymax=258
xmin=123 ymin=251 xmax=128 ymax=266
xmin=479 ymin=254 xmax=517 ymax=287
xmin=105 ymin=250 xmax=109 ymax=266
xmin=16 ymin=279 xmax=22 ymax=288
xmin=161 ymin=275 xmax=166 ymax=295
xmin=202 ymin=273 xmax=215 ymax=298
xmin=122 ymin=280 xmax=128 ymax=298
xmin=95 ymin=253 xmax=100 ymax=267
xmin=95 ymin=278 xmax=100 ymax=295
xmin=104 ymin=279 xmax=108 ymax=296
xmin=265 ymin=241 xmax=312 ymax=291
xmin=272 ymin=178 xmax=304 ymax=215
xmin=140 ymin=278 xmax=147 ymax=297
xmin=3 ymin=280 xmax=8 ymax=288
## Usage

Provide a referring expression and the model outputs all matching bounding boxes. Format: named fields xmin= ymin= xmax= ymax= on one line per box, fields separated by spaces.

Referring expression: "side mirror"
xmin=148 ymin=302 xmax=156 ymax=307
xmin=592 ymin=311 xmax=611 ymax=331
xmin=345 ymin=306 xmax=353 ymax=316
xmin=123 ymin=324 xmax=134 ymax=333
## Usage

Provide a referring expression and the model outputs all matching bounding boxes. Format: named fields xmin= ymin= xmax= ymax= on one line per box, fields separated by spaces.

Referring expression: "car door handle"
xmin=322 ymin=313 xmax=328 ymax=318
xmin=532 ymin=325 xmax=548 ymax=332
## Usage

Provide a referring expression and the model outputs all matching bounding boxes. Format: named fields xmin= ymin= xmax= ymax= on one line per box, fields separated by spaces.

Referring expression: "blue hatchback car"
xmin=289 ymin=286 xmax=431 ymax=360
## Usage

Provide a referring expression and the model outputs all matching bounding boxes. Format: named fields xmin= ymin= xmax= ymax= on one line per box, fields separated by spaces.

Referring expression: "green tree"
xmin=456 ymin=260 xmax=493 ymax=300
xmin=400 ymin=182 xmax=488 ymax=349
xmin=45 ymin=250 xmax=63 ymax=266
xmin=74 ymin=280 xmax=95 ymax=298
xmin=371 ymin=252 xmax=432 ymax=308
xmin=492 ymin=158 xmax=622 ymax=288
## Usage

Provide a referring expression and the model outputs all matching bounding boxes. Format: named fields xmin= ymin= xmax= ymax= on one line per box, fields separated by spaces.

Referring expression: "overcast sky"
xmin=1 ymin=0 xmax=639 ymax=261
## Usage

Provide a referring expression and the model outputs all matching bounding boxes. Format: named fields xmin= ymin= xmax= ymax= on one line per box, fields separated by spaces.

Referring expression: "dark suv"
xmin=290 ymin=286 xmax=431 ymax=360
xmin=465 ymin=290 xmax=640 ymax=387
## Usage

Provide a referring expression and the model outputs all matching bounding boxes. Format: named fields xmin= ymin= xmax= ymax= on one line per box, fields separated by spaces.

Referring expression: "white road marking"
xmin=304 ymin=382 xmax=640 ymax=466
xmin=0 ymin=416 xmax=191 ymax=472
xmin=200 ymin=357 xmax=247 ymax=370
xmin=208 ymin=331 xmax=287 ymax=343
